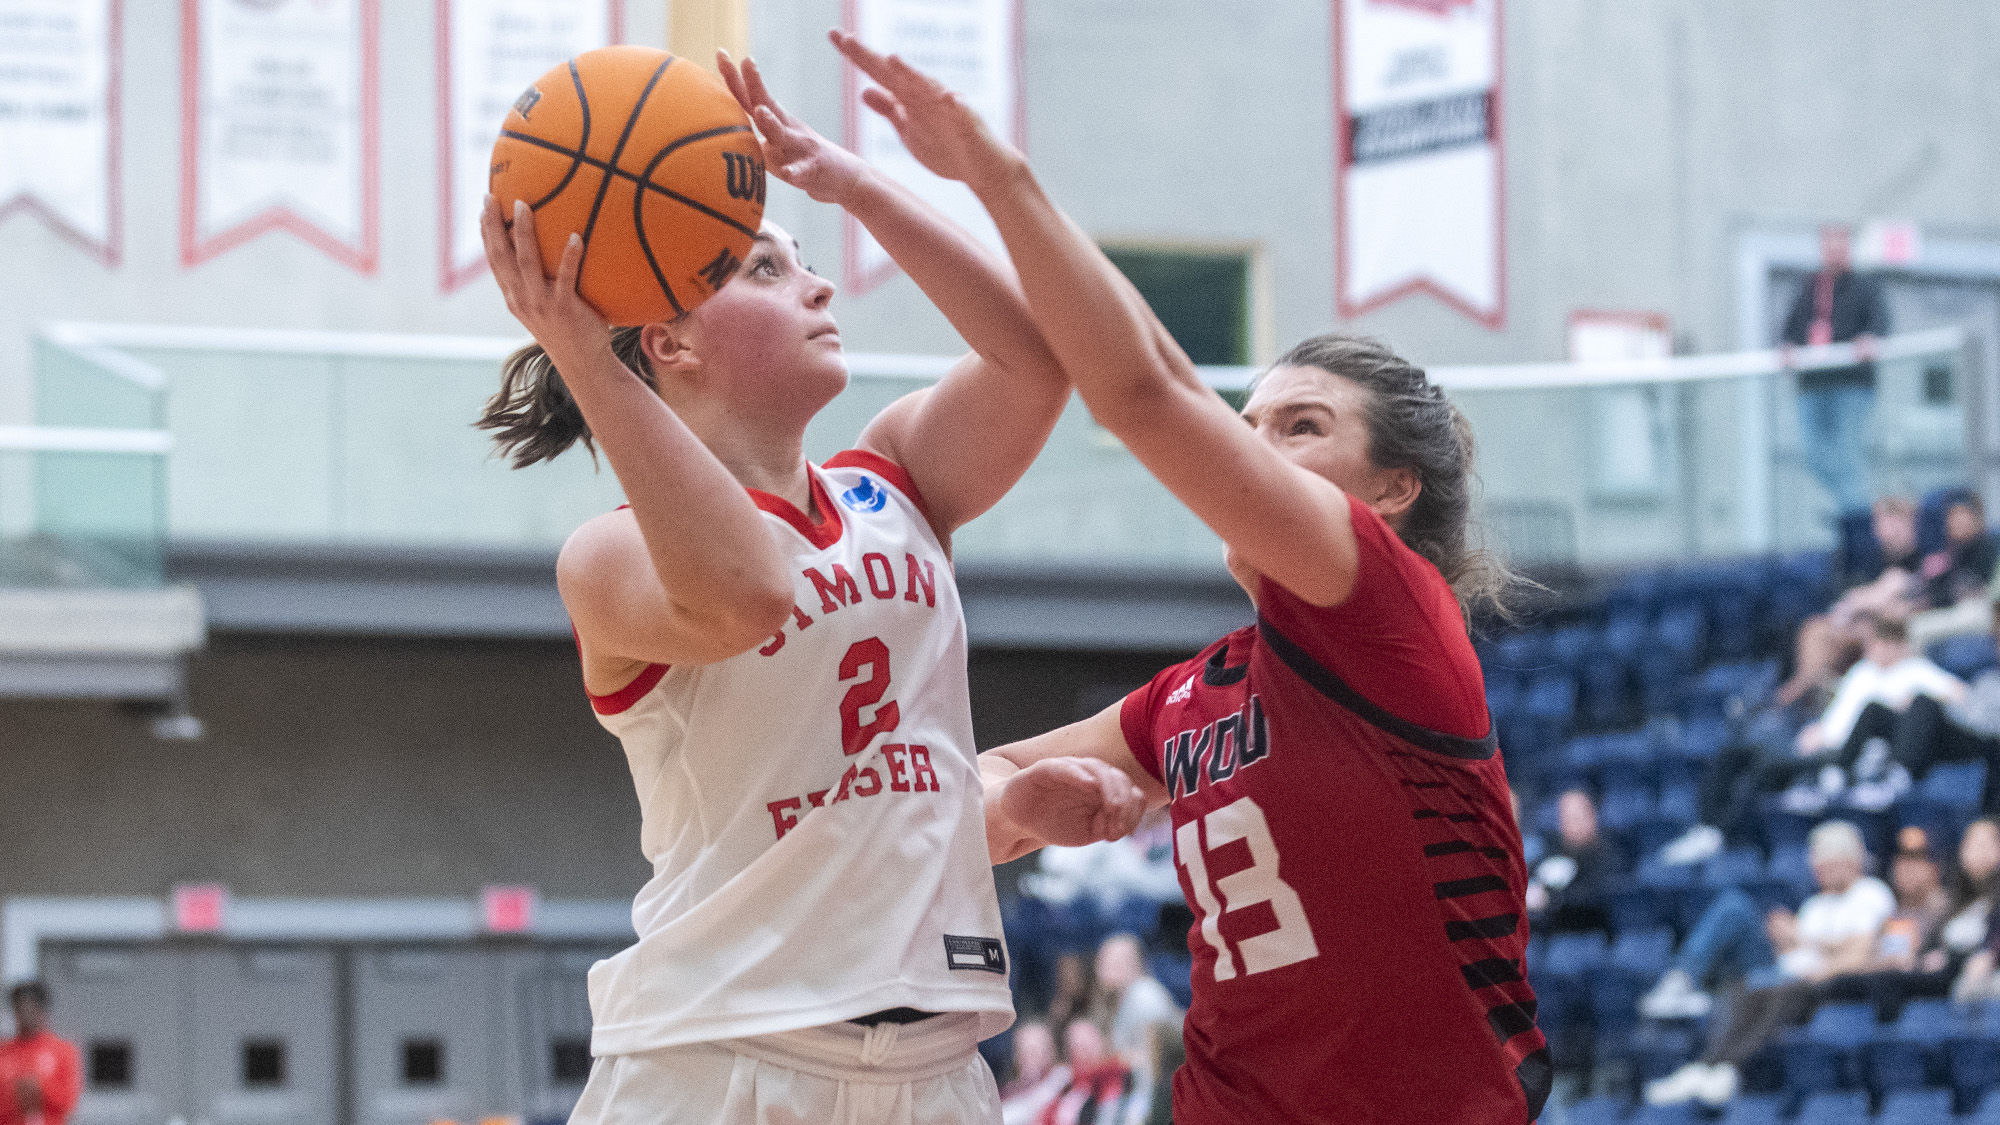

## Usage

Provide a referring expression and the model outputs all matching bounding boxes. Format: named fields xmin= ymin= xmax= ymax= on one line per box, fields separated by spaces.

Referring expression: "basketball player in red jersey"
xmin=831 ymin=33 xmax=1549 ymax=1123
xmin=477 ymin=52 xmax=1082 ymax=1124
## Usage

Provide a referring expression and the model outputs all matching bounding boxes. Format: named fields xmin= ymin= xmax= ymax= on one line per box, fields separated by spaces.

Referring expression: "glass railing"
xmin=8 ymin=332 xmax=173 ymax=586
xmin=28 ymin=323 xmax=1973 ymax=575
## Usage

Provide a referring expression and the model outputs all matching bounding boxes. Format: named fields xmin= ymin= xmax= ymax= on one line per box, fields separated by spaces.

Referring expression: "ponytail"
xmin=476 ymin=326 xmax=654 ymax=468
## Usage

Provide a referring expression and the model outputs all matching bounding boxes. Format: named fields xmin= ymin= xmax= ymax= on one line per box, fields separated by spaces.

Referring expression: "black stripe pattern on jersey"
xmin=1253 ymin=613 xmax=1546 ymax=1120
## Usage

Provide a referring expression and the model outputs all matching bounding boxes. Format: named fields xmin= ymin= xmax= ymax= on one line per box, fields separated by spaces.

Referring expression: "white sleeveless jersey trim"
xmin=585 ymin=454 xmax=1013 ymax=1055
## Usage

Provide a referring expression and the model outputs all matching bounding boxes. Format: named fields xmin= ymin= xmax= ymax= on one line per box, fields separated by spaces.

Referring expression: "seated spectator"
xmin=1525 ymin=789 xmax=1627 ymax=933
xmin=1660 ymin=614 xmax=1959 ymax=863
xmin=1643 ymin=821 xmax=1894 ymax=1107
xmin=1090 ymin=934 xmax=1183 ymax=1060
xmin=1911 ymin=493 xmax=2000 ymax=651
xmin=1841 ymin=631 xmax=2000 ymax=811
xmin=1768 ymin=497 xmax=1925 ymax=718
xmin=1825 ymin=822 xmax=1998 ymax=1018
xmin=1036 ymin=1019 xmax=1146 ymax=1125
xmin=1001 ymin=1021 xmax=1069 ymax=1125
xmin=1923 ymin=492 xmax=1997 ymax=610
xmin=1779 ymin=611 xmax=1964 ymax=812
xmin=1643 ymin=820 xmax=1893 ymax=1021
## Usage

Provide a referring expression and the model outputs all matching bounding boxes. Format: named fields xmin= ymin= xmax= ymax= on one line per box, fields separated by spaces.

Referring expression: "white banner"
xmin=843 ymin=0 xmax=1020 ymax=293
xmin=1336 ymin=0 xmax=1503 ymax=327
xmin=181 ymin=0 xmax=376 ymax=271
xmin=0 ymin=0 xmax=118 ymax=262
xmin=439 ymin=0 xmax=619 ymax=291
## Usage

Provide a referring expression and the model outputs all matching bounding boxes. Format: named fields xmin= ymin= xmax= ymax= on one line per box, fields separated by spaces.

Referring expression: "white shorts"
xmin=568 ymin=1012 xmax=1002 ymax=1125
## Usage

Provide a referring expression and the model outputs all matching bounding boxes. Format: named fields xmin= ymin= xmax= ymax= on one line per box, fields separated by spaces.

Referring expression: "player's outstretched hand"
xmin=481 ymin=194 xmax=607 ymax=367
xmin=718 ymin=51 xmax=866 ymax=206
xmin=999 ymin=756 xmax=1148 ymax=848
xmin=828 ymin=29 xmax=1021 ymax=190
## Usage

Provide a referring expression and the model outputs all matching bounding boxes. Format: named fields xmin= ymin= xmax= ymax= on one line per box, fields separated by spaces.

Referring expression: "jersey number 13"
xmin=1176 ymin=796 xmax=1320 ymax=980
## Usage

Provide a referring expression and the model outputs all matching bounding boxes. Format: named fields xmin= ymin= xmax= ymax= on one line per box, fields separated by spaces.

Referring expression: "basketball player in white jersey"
xmin=475 ymin=52 xmax=1141 ymax=1125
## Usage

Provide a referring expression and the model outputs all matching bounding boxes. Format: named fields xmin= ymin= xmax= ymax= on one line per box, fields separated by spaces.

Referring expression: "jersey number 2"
xmin=1176 ymin=796 xmax=1319 ymax=980
xmin=838 ymin=638 xmax=901 ymax=755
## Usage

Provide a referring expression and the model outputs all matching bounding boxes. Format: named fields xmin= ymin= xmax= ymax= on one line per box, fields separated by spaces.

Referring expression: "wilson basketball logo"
xmin=723 ymin=152 xmax=767 ymax=205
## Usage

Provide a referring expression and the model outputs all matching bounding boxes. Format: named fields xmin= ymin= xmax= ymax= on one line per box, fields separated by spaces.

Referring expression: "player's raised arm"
xmin=831 ymin=32 xmax=1372 ymax=606
xmin=479 ymin=196 xmax=792 ymax=667
xmin=719 ymin=51 xmax=1068 ymax=540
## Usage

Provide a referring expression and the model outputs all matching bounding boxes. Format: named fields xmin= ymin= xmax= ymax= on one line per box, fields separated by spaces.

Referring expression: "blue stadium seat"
xmin=1932 ymin=633 xmax=2000 ymax=682
xmin=1893 ymin=998 xmax=1964 ymax=1045
xmin=1492 ymin=630 xmax=1549 ymax=671
xmin=1579 ymin=657 xmax=1637 ymax=731
xmin=1546 ymin=625 xmax=1594 ymax=670
xmin=1564 ymin=1095 xmax=1628 ymax=1125
xmin=1971 ymin=1083 xmax=2000 ymax=1123
xmin=1702 ymin=847 xmax=1767 ymax=889
xmin=1600 ymin=785 xmax=1657 ymax=835
xmin=1877 ymin=1088 xmax=1955 ymax=1125
xmin=1715 ymin=1093 xmax=1783 ymax=1125
xmin=1627 ymin=1103 xmax=1697 ymax=1125
xmin=1608 ymin=885 xmax=1676 ymax=935
xmin=1543 ymin=931 xmax=1611 ymax=980
xmin=1653 ymin=604 xmax=1708 ymax=671
xmin=1949 ymin=1033 xmax=2000 ymax=1110
xmin=1603 ymin=610 xmax=1650 ymax=662
xmin=1147 ymin=951 xmax=1193 ymax=1010
xmin=1784 ymin=1002 xmax=1878 ymax=1098
xmin=1671 ymin=715 xmax=1731 ymax=764
xmin=1792 ymin=1091 xmax=1870 ymax=1125
xmin=1657 ymin=781 xmax=1700 ymax=826
xmin=1869 ymin=1035 xmax=1934 ymax=1096
xmin=1919 ymin=760 xmax=1988 ymax=812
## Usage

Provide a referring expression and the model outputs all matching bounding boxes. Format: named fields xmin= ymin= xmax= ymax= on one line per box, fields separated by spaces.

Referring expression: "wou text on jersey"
xmin=758 ymin=551 xmax=940 ymax=658
xmin=1163 ymin=695 xmax=1272 ymax=800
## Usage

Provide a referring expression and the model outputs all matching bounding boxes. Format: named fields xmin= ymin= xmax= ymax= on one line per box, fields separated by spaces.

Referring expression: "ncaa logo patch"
xmin=840 ymin=476 xmax=889 ymax=513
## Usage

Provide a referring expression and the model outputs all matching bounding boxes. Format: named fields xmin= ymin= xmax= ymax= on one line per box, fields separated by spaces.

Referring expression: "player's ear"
xmin=640 ymin=319 xmax=697 ymax=378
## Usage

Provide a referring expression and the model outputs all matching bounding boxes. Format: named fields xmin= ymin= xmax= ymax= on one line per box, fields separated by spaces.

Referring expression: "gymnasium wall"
xmin=0 ymin=635 xmax=1169 ymax=903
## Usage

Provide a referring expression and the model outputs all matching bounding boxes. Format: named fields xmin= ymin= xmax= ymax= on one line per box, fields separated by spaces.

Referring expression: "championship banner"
xmin=842 ymin=0 xmax=1021 ymax=294
xmin=0 ymin=0 xmax=120 ymax=264
xmin=438 ymin=0 xmax=621 ymax=292
xmin=1335 ymin=0 xmax=1503 ymax=327
xmin=180 ymin=0 xmax=379 ymax=272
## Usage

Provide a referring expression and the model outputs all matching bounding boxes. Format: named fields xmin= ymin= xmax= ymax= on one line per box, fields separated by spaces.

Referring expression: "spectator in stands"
xmin=0 ymin=982 xmax=80 ymax=1125
xmin=1036 ymin=1019 xmax=1146 ymax=1125
xmin=1911 ymin=492 xmax=2000 ymax=651
xmin=1661 ymin=613 xmax=1960 ymax=864
xmin=1643 ymin=821 xmax=1893 ymax=1022
xmin=1001 ymin=1022 xmax=1069 ymax=1125
xmin=1090 ymin=934 xmax=1183 ymax=1060
xmin=1779 ymin=611 xmax=1964 ymax=812
xmin=1838 ymin=628 xmax=2000 ymax=809
xmin=1781 ymin=222 xmax=1892 ymax=515
xmin=1643 ymin=821 xmax=1894 ymax=1107
xmin=1525 ymin=789 xmax=1626 ymax=933
xmin=1824 ymin=822 xmax=1997 ymax=1018
xmin=1087 ymin=934 xmax=1182 ymax=1125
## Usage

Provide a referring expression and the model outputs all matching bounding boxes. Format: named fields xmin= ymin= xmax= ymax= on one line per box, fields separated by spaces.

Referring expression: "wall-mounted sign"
xmin=181 ymin=0 xmax=379 ymax=272
xmin=841 ymin=0 xmax=1021 ymax=294
xmin=438 ymin=0 xmax=621 ymax=292
xmin=1335 ymin=0 xmax=1503 ymax=327
xmin=0 ymin=0 xmax=120 ymax=264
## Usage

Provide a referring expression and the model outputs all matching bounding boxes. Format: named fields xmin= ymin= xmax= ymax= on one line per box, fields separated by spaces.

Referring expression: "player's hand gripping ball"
xmin=490 ymin=46 xmax=767 ymax=326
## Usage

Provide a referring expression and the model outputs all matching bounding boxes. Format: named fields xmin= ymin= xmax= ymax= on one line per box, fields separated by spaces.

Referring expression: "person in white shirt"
xmin=1645 ymin=821 xmax=1894 ymax=1107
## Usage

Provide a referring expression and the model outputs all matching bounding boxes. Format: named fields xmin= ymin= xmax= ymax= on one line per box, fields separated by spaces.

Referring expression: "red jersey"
xmin=1121 ymin=503 xmax=1548 ymax=1124
xmin=0 ymin=1032 xmax=82 ymax=1125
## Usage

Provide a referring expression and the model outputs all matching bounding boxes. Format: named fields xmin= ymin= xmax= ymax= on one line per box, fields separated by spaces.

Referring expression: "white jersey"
xmin=583 ymin=451 xmax=1014 ymax=1056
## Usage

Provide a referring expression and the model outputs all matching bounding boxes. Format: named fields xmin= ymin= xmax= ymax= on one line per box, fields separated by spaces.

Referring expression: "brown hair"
xmin=475 ymin=326 xmax=654 ymax=468
xmin=1268 ymin=333 xmax=1518 ymax=619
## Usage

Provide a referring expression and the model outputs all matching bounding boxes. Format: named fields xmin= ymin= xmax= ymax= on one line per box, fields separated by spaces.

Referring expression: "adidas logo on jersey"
xmin=1162 ymin=695 xmax=1272 ymax=800
xmin=1165 ymin=672 xmax=1198 ymax=706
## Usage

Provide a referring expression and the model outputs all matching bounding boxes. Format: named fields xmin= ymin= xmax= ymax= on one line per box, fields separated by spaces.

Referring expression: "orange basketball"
xmin=490 ymin=46 xmax=766 ymax=326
